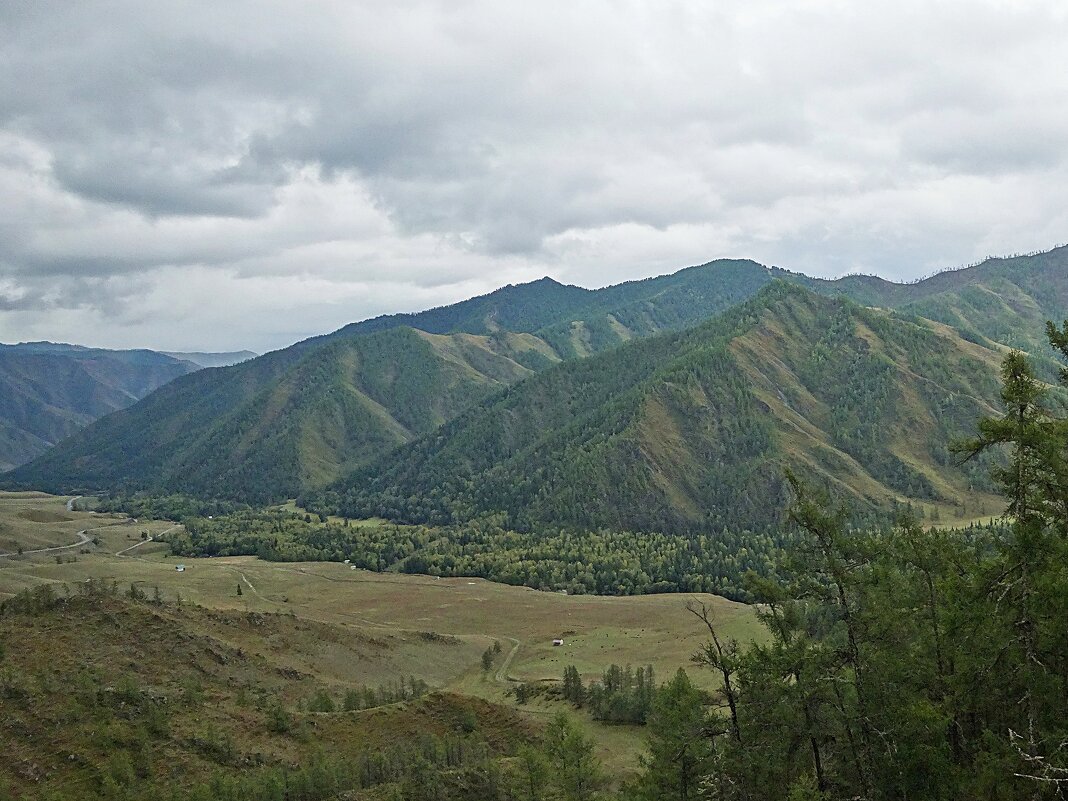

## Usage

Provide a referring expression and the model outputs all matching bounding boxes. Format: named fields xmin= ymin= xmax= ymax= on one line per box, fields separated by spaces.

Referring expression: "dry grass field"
xmin=0 ymin=491 xmax=766 ymax=785
xmin=0 ymin=492 xmax=762 ymax=692
xmin=0 ymin=492 xmax=97 ymax=552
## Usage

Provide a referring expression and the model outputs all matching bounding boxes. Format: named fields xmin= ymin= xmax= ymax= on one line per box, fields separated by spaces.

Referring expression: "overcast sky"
xmin=2 ymin=1 xmax=1067 ymax=353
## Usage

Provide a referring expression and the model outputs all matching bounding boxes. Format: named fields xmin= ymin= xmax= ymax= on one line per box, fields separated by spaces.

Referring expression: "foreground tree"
xmin=544 ymin=712 xmax=606 ymax=801
xmin=680 ymin=336 xmax=1068 ymax=800
xmin=630 ymin=669 xmax=711 ymax=801
xmin=956 ymin=350 xmax=1068 ymax=794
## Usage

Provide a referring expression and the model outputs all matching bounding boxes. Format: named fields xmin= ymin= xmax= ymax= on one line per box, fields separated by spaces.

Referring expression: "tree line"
xmin=161 ymin=510 xmax=790 ymax=601
xmin=562 ymin=664 xmax=657 ymax=725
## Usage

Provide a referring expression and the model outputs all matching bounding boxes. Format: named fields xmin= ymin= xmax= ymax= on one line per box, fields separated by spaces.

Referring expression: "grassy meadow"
xmin=0 ymin=491 xmax=96 ymax=552
xmin=0 ymin=491 xmax=765 ymax=789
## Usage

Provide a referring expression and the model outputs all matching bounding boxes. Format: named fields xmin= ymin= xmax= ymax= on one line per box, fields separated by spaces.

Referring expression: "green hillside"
xmin=1 ymin=259 xmax=786 ymax=498
xmin=535 ymin=259 xmax=780 ymax=358
xmin=7 ymin=327 xmax=554 ymax=502
xmin=321 ymin=283 xmax=1012 ymax=533
xmin=306 ymin=259 xmax=786 ymax=360
xmin=814 ymin=246 xmax=1068 ymax=367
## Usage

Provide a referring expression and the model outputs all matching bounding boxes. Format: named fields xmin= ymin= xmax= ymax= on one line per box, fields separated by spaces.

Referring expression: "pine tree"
xmin=544 ymin=712 xmax=604 ymax=801
xmin=957 ymin=349 xmax=1068 ymax=780
xmin=562 ymin=665 xmax=585 ymax=705
xmin=633 ymin=669 xmax=711 ymax=801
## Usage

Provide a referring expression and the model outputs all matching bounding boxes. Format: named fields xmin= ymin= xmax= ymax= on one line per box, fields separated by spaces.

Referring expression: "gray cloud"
xmin=1 ymin=0 xmax=1067 ymax=351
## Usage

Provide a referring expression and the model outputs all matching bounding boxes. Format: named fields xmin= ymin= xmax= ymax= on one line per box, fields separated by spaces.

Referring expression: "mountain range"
xmin=322 ymin=283 xmax=1008 ymax=533
xmin=0 ymin=344 xmax=254 ymax=471
xmin=6 ymin=246 xmax=1068 ymax=531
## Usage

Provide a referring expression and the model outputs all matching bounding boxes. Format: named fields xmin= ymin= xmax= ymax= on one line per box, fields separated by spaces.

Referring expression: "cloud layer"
xmin=2 ymin=0 xmax=1068 ymax=351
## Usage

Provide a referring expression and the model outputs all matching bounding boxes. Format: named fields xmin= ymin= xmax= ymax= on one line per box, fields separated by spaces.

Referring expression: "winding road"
xmin=0 ymin=498 xmax=178 ymax=558
xmin=494 ymin=637 xmax=521 ymax=684
xmin=0 ymin=527 xmax=93 ymax=557
xmin=0 ymin=495 xmax=94 ymax=556
xmin=115 ymin=536 xmax=154 ymax=556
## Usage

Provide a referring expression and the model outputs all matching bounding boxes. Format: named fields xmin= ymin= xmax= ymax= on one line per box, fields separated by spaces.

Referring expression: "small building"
xmin=175 ymin=564 xmax=186 ymax=572
xmin=552 ymin=639 xmax=564 ymax=647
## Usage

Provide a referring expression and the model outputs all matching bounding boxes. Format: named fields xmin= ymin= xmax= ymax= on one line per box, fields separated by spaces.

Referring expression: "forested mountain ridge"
xmin=534 ymin=259 xmax=782 ymax=358
xmin=0 ymin=344 xmax=202 ymax=471
xmin=318 ymin=276 xmax=596 ymax=339
xmin=318 ymin=283 xmax=1012 ymax=533
xmin=6 ymin=327 xmax=558 ymax=501
xmin=0 ymin=259 xmax=790 ymax=497
xmin=7 ymin=247 xmax=1068 ymax=503
xmin=323 ymin=245 xmax=1068 ymax=363
xmin=294 ymin=259 xmax=787 ymax=361
xmin=813 ymin=245 xmax=1068 ymax=365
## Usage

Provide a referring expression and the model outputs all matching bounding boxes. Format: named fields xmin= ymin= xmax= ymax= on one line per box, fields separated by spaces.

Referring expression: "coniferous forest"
xmin=162 ymin=511 xmax=787 ymax=600
xmin=72 ymin=315 xmax=1068 ymax=801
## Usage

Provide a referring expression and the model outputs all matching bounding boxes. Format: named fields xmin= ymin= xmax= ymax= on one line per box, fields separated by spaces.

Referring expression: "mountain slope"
xmin=2 ymin=260 xmax=784 ymax=497
xmin=325 ymin=247 xmax=1068 ymax=364
xmin=535 ymin=259 xmax=781 ymax=358
xmin=814 ymin=246 xmax=1068 ymax=364
xmin=322 ymin=283 xmax=1010 ymax=533
xmin=305 ymin=260 xmax=785 ymax=358
xmin=8 ymin=247 xmax=1068 ymax=503
xmin=8 ymin=327 xmax=556 ymax=501
xmin=0 ymin=344 xmax=201 ymax=470
xmin=324 ymin=276 xmax=596 ymax=339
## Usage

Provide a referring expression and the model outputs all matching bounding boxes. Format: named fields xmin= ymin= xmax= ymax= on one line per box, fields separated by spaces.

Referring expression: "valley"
xmin=6 ymin=4 xmax=1068 ymax=795
xmin=0 ymin=491 xmax=761 ymax=795
xmin=3 ymin=247 xmax=1068 ymax=799
xmin=0 ymin=345 xmax=255 ymax=473
xmin=0 ymin=493 xmax=758 ymax=691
